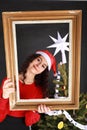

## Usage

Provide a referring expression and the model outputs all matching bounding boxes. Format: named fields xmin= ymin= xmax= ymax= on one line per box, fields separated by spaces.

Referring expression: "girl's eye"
xmin=37 ymin=57 xmax=41 ymax=62
xmin=42 ymin=65 xmax=47 ymax=69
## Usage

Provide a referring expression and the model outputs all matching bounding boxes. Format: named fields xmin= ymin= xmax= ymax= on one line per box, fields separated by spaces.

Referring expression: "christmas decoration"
xmin=57 ymin=121 xmax=64 ymax=129
xmin=47 ymin=31 xmax=69 ymax=97
xmin=47 ymin=32 xmax=69 ymax=63
xmin=32 ymin=93 xmax=87 ymax=130
xmin=45 ymin=110 xmax=87 ymax=130
xmin=53 ymin=63 xmax=68 ymax=97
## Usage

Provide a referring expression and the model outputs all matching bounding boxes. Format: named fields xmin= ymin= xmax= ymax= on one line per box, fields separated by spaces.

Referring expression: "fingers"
xmin=2 ymin=78 xmax=15 ymax=99
xmin=3 ymin=88 xmax=15 ymax=99
xmin=38 ymin=104 xmax=51 ymax=113
xmin=3 ymin=79 xmax=13 ymax=89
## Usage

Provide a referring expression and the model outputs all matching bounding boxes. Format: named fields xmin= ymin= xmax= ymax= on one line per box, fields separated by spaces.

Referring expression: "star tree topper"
xmin=47 ymin=32 xmax=69 ymax=64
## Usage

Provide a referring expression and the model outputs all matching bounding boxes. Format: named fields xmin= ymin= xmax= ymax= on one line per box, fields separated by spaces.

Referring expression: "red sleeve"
xmin=25 ymin=111 xmax=40 ymax=126
xmin=0 ymin=78 xmax=9 ymax=122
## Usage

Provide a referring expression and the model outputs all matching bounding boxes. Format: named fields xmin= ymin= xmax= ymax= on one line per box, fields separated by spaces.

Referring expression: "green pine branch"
xmin=32 ymin=93 xmax=87 ymax=130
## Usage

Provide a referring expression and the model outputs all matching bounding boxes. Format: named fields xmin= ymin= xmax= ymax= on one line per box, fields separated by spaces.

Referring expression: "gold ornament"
xmin=57 ymin=121 xmax=64 ymax=129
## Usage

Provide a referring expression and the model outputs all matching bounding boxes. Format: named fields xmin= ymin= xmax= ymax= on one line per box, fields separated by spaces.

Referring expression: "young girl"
xmin=0 ymin=50 xmax=57 ymax=130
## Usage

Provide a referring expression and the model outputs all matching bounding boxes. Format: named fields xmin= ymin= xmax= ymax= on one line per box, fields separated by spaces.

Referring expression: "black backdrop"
xmin=0 ymin=0 xmax=87 ymax=93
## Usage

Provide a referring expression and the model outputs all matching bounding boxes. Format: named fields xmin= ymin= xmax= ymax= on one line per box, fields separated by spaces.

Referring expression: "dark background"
xmin=0 ymin=0 xmax=87 ymax=93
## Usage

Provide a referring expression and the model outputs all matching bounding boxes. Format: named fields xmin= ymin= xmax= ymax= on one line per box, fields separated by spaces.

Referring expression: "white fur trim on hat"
xmin=36 ymin=51 xmax=51 ymax=70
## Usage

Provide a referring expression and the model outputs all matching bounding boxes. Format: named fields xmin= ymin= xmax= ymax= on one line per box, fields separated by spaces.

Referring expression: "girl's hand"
xmin=2 ymin=79 xmax=15 ymax=99
xmin=37 ymin=104 xmax=51 ymax=113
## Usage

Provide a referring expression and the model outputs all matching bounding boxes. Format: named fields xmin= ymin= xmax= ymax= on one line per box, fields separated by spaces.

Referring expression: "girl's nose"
xmin=36 ymin=63 xmax=42 ymax=68
xmin=37 ymin=61 xmax=41 ymax=66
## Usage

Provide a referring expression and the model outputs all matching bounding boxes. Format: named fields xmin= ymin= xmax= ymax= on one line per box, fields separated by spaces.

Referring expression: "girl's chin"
xmin=31 ymin=69 xmax=39 ymax=75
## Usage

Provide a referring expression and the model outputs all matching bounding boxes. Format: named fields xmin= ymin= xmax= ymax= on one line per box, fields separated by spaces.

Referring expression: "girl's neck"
xmin=24 ymin=76 xmax=34 ymax=84
xmin=19 ymin=72 xmax=35 ymax=84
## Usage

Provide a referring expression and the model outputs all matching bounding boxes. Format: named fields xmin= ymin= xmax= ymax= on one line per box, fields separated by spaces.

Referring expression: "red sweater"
xmin=0 ymin=79 xmax=43 ymax=126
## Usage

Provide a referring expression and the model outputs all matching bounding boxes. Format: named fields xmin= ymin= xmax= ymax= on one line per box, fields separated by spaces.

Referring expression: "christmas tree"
xmin=53 ymin=63 xmax=68 ymax=97
xmin=32 ymin=93 xmax=87 ymax=130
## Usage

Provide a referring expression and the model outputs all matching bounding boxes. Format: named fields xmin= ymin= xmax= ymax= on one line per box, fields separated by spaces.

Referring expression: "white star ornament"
xmin=47 ymin=32 xmax=69 ymax=64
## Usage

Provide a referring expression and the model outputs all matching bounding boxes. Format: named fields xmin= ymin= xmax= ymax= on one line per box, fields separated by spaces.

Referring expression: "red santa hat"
xmin=36 ymin=50 xmax=57 ymax=76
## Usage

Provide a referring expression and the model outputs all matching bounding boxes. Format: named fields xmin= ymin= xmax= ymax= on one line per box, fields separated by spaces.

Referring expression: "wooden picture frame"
xmin=2 ymin=10 xmax=82 ymax=110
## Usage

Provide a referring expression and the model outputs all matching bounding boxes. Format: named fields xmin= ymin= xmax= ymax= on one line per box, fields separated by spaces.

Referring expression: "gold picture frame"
xmin=2 ymin=10 xmax=82 ymax=110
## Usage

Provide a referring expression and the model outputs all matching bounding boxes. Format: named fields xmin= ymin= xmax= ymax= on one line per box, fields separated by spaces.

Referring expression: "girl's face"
xmin=27 ymin=55 xmax=48 ymax=75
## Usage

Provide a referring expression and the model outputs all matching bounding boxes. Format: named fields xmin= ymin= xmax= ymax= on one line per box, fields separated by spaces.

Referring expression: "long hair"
xmin=19 ymin=53 xmax=49 ymax=97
